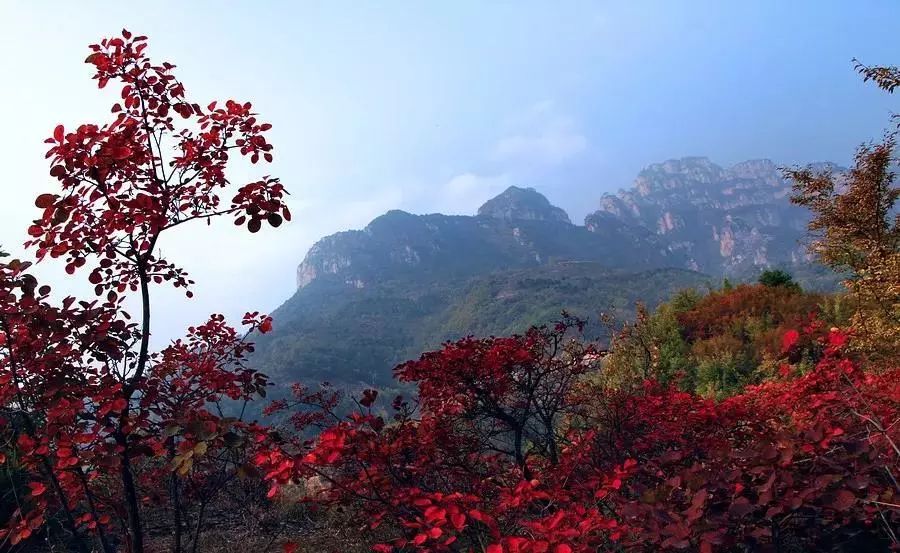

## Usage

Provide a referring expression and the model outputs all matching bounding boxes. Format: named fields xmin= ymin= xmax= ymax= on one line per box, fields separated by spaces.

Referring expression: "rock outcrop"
xmin=477 ymin=186 xmax=572 ymax=224
xmin=586 ymin=157 xmax=835 ymax=278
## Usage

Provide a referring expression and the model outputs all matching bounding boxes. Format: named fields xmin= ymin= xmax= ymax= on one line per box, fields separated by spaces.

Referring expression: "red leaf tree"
xmin=1 ymin=30 xmax=287 ymax=553
xmin=258 ymin=316 xmax=634 ymax=553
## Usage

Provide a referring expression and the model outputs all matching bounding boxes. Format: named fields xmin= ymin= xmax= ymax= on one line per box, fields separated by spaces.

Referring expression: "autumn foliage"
xmin=786 ymin=61 xmax=900 ymax=365
xmin=2 ymin=30 xmax=285 ymax=553
xmin=600 ymin=282 xmax=840 ymax=398
xmin=255 ymin=317 xmax=898 ymax=552
xmin=1 ymin=31 xmax=898 ymax=553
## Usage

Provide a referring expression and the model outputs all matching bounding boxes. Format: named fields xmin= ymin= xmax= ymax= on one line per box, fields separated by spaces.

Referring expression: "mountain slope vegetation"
xmin=256 ymin=264 xmax=710 ymax=387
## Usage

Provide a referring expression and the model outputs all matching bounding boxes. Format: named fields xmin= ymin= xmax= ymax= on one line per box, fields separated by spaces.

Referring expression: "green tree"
xmin=758 ymin=269 xmax=800 ymax=291
xmin=603 ymin=296 xmax=694 ymax=389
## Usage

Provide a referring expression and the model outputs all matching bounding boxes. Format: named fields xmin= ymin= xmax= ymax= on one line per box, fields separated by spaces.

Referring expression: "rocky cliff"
xmin=586 ymin=157 xmax=841 ymax=279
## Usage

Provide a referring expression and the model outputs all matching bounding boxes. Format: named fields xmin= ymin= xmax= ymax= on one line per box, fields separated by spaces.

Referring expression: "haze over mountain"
xmin=252 ymin=157 xmax=839 ymax=388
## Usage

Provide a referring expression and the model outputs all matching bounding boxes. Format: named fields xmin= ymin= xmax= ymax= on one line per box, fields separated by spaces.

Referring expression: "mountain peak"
xmin=477 ymin=186 xmax=571 ymax=224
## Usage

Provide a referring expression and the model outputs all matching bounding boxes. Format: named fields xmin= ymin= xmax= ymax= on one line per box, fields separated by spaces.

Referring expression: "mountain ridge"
xmin=296 ymin=156 xmax=841 ymax=292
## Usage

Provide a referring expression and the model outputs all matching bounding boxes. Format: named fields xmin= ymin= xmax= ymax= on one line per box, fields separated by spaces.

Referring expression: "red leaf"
xmin=28 ymin=482 xmax=47 ymax=497
xmin=827 ymin=330 xmax=847 ymax=348
xmin=728 ymin=497 xmax=753 ymax=518
xmin=53 ymin=125 xmax=64 ymax=142
xmin=360 ymin=389 xmax=378 ymax=408
xmin=832 ymin=489 xmax=855 ymax=511
xmin=781 ymin=329 xmax=800 ymax=353
xmin=110 ymin=146 xmax=133 ymax=160
xmin=35 ymin=193 xmax=57 ymax=209
xmin=259 ymin=317 xmax=273 ymax=334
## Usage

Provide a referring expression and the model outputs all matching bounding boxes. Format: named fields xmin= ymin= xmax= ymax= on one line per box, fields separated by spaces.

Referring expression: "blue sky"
xmin=0 ymin=1 xmax=897 ymax=342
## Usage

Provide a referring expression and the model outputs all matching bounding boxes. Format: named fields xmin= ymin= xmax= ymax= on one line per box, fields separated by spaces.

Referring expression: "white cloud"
xmin=491 ymin=100 xmax=588 ymax=166
xmin=420 ymin=102 xmax=587 ymax=217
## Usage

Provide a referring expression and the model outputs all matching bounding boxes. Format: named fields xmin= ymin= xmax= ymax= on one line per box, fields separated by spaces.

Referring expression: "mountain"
xmin=587 ymin=157 xmax=841 ymax=285
xmin=253 ymin=157 xmax=840 ymax=389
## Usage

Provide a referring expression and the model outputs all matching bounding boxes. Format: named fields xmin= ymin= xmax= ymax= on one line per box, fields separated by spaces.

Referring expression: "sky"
xmin=0 ymin=1 xmax=897 ymax=344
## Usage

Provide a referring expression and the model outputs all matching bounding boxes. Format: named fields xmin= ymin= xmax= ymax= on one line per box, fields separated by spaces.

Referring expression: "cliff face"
xmin=586 ymin=157 xmax=833 ymax=277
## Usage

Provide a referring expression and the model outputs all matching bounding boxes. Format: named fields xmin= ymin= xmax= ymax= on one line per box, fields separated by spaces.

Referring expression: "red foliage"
xmin=1 ymin=30 xmax=286 ymax=553
xmin=2 ymin=28 xmax=897 ymax=553
xmin=600 ymin=328 xmax=898 ymax=550
xmin=261 ymin=322 xmax=898 ymax=552
xmin=258 ymin=317 xmax=632 ymax=552
xmin=27 ymin=31 xmax=288 ymax=300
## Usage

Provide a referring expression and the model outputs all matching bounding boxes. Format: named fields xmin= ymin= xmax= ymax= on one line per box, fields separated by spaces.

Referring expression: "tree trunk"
xmin=117 ymin=264 xmax=153 ymax=553
xmin=76 ymin=468 xmax=115 ymax=553
xmin=169 ymin=440 xmax=183 ymax=553
xmin=117 ymin=431 xmax=144 ymax=553
xmin=513 ymin=427 xmax=531 ymax=480
xmin=545 ymin=417 xmax=559 ymax=466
